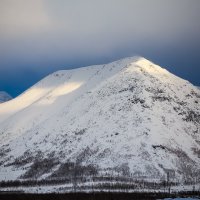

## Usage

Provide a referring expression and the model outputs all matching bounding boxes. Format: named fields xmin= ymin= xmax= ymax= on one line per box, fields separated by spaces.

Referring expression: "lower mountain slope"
xmin=0 ymin=57 xmax=199 ymax=186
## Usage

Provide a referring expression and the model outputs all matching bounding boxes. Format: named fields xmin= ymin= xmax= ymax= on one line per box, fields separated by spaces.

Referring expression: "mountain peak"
xmin=0 ymin=57 xmax=199 ymax=190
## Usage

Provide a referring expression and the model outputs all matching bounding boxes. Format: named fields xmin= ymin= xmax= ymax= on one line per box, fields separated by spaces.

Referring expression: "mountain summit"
xmin=0 ymin=57 xmax=199 ymax=190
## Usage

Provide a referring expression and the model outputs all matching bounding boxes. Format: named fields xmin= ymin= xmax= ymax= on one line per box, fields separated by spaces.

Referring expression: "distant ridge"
xmin=0 ymin=91 xmax=12 ymax=103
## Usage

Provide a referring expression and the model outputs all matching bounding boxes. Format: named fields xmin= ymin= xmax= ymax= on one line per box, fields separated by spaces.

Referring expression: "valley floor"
xmin=0 ymin=180 xmax=200 ymax=194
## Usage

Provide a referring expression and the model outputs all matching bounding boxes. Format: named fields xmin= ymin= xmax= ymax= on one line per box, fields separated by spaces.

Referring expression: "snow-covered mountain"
xmin=0 ymin=91 xmax=12 ymax=103
xmin=0 ymin=57 xmax=199 ymax=187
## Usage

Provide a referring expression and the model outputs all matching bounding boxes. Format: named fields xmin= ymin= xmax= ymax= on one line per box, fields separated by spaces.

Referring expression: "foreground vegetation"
xmin=0 ymin=191 xmax=199 ymax=200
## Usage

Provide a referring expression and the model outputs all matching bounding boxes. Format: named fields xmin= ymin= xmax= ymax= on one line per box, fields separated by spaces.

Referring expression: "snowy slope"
xmin=0 ymin=57 xmax=199 ymax=185
xmin=0 ymin=91 xmax=12 ymax=103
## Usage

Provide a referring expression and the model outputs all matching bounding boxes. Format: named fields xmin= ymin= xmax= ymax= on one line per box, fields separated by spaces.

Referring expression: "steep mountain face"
xmin=0 ymin=57 xmax=199 ymax=184
xmin=0 ymin=91 xmax=12 ymax=103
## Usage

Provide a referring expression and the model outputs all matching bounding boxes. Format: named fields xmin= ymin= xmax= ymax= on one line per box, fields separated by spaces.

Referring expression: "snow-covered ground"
xmin=161 ymin=198 xmax=200 ymax=200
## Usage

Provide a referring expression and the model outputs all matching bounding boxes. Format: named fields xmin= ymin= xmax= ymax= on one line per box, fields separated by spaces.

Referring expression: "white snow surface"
xmin=0 ymin=56 xmax=199 ymax=183
xmin=162 ymin=198 xmax=200 ymax=200
xmin=0 ymin=91 xmax=12 ymax=103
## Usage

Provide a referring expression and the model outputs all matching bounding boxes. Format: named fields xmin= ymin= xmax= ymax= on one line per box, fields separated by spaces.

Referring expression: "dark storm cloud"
xmin=0 ymin=0 xmax=200 ymax=96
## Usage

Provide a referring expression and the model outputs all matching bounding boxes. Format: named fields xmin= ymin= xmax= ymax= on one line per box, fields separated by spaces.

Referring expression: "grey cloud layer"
xmin=1 ymin=0 xmax=199 ymax=65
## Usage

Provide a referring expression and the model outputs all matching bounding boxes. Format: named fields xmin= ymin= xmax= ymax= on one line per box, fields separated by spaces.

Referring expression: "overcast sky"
xmin=0 ymin=0 xmax=200 ymax=97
